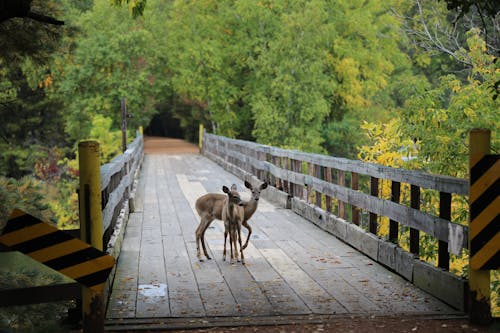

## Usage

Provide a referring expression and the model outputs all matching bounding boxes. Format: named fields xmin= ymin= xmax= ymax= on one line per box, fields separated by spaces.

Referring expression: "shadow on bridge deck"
xmin=105 ymin=152 xmax=461 ymax=330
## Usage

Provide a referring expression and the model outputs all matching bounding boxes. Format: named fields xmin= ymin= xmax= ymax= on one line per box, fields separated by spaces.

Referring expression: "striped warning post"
xmin=470 ymin=154 xmax=499 ymax=270
xmin=0 ymin=209 xmax=115 ymax=290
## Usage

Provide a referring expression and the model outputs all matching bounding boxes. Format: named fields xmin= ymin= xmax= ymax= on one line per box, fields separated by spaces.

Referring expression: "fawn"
xmin=195 ymin=181 xmax=268 ymax=261
xmin=221 ymin=185 xmax=245 ymax=264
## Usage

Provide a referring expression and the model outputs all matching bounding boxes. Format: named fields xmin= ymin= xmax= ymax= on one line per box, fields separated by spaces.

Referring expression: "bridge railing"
xmin=100 ymin=133 xmax=144 ymax=252
xmin=202 ymin=132 xmax=469 ymax=311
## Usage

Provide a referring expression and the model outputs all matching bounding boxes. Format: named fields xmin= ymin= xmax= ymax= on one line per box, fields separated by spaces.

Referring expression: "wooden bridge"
xmin=103 ymin=135 xmax=470 ymax=331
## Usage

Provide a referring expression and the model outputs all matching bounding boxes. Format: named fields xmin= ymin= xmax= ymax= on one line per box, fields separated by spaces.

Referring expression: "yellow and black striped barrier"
xmin=0 ymin=209 xmax=114 ymax=291
xmin=470 ymin=153 xmax=499 ymax=270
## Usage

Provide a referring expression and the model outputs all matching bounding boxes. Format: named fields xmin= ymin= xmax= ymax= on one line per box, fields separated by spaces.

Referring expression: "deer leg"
xmin=200 ymin=217 xmax=214 ymax=260
xmin=242 ymin=220 xmax=252 ymax=250
xmin=238 ymin=222 xmax=245 ymax=265
xmin=200 ymin=226 xmax=212 ymax=260
xmin=195 ymin=217 xmax=207 ymax=261
xmin=230 ymin=227 xmax=236 ymax=264
xmin=233 ymin=227 xmax=239 ymax=263
xmin=223 ymin=228 xmax=228 ymax=261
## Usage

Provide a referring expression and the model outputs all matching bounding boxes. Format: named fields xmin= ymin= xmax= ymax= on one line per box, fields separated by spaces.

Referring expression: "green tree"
xmin=52 ymin=0 xmax=163 ymax=142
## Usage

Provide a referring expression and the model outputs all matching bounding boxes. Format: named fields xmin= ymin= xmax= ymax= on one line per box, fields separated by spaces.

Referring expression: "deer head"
xmin=222 ymin=184 xmax=244 ymax=206
xmin=244 ymin=181 xmax=268 ymax=202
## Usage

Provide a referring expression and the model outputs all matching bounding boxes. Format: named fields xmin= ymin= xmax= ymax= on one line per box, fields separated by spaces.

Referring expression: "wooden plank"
xmin=275 ymin=240 xmax=378 ymax=313
xmin=0 ymin=283 xmax=80 ymax=307
xmin=259 ymin=247 xmax=346 ymax=314
xmin=163 ymin=235 xmax=205 ymax=317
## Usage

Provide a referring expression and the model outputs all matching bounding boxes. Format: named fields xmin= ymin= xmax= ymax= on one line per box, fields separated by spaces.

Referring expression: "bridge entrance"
xmin=105 ymin=138 xmax=459 ymax=329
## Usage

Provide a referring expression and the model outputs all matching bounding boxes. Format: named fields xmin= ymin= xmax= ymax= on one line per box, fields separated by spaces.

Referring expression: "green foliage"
xmin=0 ymin=176 xmax=53 ymax=228
xmin=111 ymin=0 xmax=148 ymax=18
xmin=400 ymin=29 xmax=499 ymax=177
xmin=52 ymin=0 xmax=163 ymax=143
xmin=163 ymin=0 xmax=410 ymax=155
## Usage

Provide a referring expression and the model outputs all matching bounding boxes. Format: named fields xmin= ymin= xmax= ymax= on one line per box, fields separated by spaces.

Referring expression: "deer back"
xmin=195 ymin=193 xmax=226 ymax=220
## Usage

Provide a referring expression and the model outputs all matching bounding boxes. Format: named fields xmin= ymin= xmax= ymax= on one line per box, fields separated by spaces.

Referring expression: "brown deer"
xmin=221 ymin=185 xmax=245 ymax=264
xmin=195 ymin=181 xmax=268 ymax=261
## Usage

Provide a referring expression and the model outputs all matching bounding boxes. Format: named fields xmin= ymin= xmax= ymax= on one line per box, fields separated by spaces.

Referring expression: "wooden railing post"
xmin=324 ymin=167 xmax=332 ymax=213
xmin=410 ymin=185 xmax=420 ymax=256
xmin=438 ymin=192 xmax=451 ymax=270
xmin=389 ymin=181 xmax=400 ymax=243
xmin=121 ymin=98 xmax=127 ymax=153
xmin=199 ymin=124 xmax=204 ymax=150
xmin=351 ymin=172 xmax=360 ymax=225
xmin=468 ymin=129 xmax=492 ymax=325
xmin=78 ymin=140 xmax=105 ymax=333
xmin=338 ymin=170 xmax=346 ymax=219
xmin=369 ymin=177 xmax=379 ymax=234
xmin=315 ymin=164 xmax=322 ymax=207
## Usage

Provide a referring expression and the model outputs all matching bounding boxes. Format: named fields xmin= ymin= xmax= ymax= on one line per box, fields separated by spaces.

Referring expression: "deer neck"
xmin=244 ymin=198 xmax=258 ymax=219
xmin=226 ymin=200 xmax=239 ymax=220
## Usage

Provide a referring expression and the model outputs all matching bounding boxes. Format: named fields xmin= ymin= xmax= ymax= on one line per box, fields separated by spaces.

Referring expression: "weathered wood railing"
xmin=100 ymin=133 xmax=144 ymax=253
xmin=202 ymin=132 xmax=469 ymax=311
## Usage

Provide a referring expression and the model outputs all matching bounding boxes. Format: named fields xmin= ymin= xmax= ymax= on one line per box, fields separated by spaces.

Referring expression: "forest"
xmin=0 ymin=0 xmax=499 ymax=326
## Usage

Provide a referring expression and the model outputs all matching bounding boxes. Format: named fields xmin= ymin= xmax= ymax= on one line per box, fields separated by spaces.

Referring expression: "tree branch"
xmin=26 ymin=11 xmax=64 ymax=25
xmin=0 ymin=0 xmax=64 ymax=25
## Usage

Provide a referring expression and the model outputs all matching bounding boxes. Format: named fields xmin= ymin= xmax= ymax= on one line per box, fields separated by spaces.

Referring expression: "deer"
xmin=221 ymin=185 xmax=245 ymax=264
xmin=195 ymin=181 xmax=268 ymax=261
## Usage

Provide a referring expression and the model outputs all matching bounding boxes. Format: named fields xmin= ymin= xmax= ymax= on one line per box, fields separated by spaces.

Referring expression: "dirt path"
xmin=143 ymin=136 xmax=199 ymax=154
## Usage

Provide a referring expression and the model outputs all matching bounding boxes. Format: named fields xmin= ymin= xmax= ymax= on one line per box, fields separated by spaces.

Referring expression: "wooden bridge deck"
xmin=106 ymin=140 xmax=459 ymax=328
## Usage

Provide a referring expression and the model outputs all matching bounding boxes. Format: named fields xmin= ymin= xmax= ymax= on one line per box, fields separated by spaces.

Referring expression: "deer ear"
xmin=222 ymin=186 xmax=229 ymax=193
xmin=244 ymin=181 xmax=252 ymax=189
xmin=260 ymin=182 xmax=268 ymax=190
xmin=230 ymin=184 xmax=237 ymax=191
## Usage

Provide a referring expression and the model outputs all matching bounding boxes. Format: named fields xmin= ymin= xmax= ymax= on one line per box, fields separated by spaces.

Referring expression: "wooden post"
xmin=78 ymin=140 xmax=105 ymax=333
xmin=389 ymin=181 xmax=400 ymax=243
xmin=351 ymin=172 xmax=360 ymax=225
xmin=307 ymin=162 xmax=314 ymax=204
xmin=199 ymin=124 xmax=204 ymax=150
xmin=369 ymin=177 xmax=379 ymax=234
xmin=338 ymin=170 xmax=346 ymax=219
xmin=468 ymin=129 xmax=492 ymax=325
xmin=315 ymin=165 xmax=322 ymax=207
xmin=121 ymin=98 xmax=127 ymax=153
xmin=324 ymin=167 xmax=332 ymax=213
xmin=438 ymin=192 xmax=451 ymax=270
xmin=410 ymin=184 xmax=420 ymax=256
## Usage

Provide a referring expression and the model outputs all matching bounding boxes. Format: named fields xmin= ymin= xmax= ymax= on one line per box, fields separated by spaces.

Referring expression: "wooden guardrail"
xmin=100 ymin=133 xmax=143 ymax=250
xmin=201 ymin=132 xmax=469 ymax=311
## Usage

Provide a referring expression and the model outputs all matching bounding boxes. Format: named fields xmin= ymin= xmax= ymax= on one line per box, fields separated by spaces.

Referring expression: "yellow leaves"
xmin=38 ymin=75 xmax=53 ymax=89
xmin=463 ymin=107 xmax=476 ymax=120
